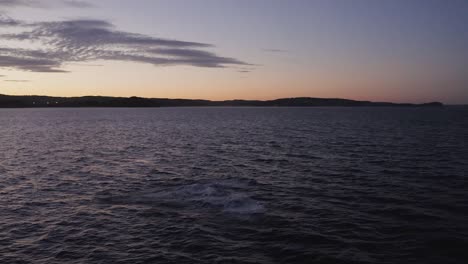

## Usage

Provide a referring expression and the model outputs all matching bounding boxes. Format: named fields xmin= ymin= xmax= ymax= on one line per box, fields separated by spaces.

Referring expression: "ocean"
xmin=0 ymin=107 xmax=467 ymax=263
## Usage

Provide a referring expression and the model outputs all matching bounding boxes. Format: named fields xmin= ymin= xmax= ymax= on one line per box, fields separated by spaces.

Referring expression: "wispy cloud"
xmin=0 ymin=52 xmax=67 ymax=72
xmin=5 ymin=79 xmax=30 ymax=82
xmin=70 ymin=63 xmax=103 ymax=67
xmin=0 ymin=13 xmax=21 ymax=26
xmin=262 ymin=48 xmax=287 ymax=53
xmin=0 ymin=17 xmax=249 ymax=72
xmin=62 ymin=0 xmax=94 ymax=8
xmin=0 ymin=0 xmax=40 ymax=7
xmin=0 ymin=0 xmax=93 ymax=8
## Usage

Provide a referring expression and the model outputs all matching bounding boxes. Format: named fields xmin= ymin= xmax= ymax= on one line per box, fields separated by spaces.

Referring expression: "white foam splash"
xmin=133 ymin=181 xmax=265 ymax=214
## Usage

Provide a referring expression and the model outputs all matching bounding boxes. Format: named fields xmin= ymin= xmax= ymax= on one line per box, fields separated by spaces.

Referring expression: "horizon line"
xmin=0 ymin=93 xmax=448 ymax=105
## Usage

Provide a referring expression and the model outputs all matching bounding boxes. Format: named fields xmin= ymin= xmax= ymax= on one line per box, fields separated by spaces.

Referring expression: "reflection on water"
xmin=0 ymin=107 xmax=467 ymax=263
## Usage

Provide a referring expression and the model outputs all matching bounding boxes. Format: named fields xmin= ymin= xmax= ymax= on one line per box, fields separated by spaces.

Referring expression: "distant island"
xmin=0 ymin=94 xmax=443 ymax=108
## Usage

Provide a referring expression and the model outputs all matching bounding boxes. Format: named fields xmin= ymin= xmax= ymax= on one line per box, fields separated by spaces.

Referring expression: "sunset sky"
xmin=0 ymin=0 xmax=467 ymax=104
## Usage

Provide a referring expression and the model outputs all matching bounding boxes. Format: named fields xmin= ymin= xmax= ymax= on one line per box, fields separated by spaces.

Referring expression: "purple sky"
xmin=1 ymin=0 xmax=467 ymax=103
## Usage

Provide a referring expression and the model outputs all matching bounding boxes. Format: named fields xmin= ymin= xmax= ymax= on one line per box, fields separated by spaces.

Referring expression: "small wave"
xmin=222 ymin=195 xmax=264 ymax=214
xmin=132 ymin=159 xmax=152 ymax=164
xmin=146 ymin=182 xmax=265 ymax=214
xmin=285 ymin=153 xmax=322 ymax=160
xmin=97 ymin=180 xmax=265 ymax=215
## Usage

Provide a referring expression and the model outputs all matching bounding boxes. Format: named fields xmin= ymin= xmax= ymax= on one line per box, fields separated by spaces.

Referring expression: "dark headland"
xmin=0 ymin=94 xmax=443 ymax=108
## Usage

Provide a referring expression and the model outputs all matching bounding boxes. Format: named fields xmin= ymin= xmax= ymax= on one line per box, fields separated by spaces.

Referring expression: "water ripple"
xmin=0 ymin=107 xmax=467 ymax=263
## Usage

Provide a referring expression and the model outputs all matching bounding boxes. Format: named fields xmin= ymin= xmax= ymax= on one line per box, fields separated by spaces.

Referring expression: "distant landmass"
xmin=0 ymin=94 xmax=443 ymax=108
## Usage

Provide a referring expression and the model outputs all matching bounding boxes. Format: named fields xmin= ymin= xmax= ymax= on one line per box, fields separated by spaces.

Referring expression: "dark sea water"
xmin=0 ymin=107 xmax=467 ymax=264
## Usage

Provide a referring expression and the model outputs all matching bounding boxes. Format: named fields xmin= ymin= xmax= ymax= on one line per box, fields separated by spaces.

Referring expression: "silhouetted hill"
xmin=0 ymin=94 xmax=444 ymax=108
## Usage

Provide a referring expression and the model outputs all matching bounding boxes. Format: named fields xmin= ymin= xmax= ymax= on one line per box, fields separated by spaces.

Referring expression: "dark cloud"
xmin=147 ymin=48 xmax=246 ymax=67
xmin=238 ymin=70 xmax=250 ymax=73
xmin=5 ymin=79 xmax=30 ymax=82
xmin=0 ymin=13 xmax=22 ymax=26
xmin=0 ymin=47 xmax=67 ymax=72
xmin=4 ymin=19 xmax=212 ymax=48
xmin=0 ymin=18 xmax=248 ymax=72
xmin=0 ymin=54 xmax=67 ymax=72
xmin=148 ymin=48 xmax=219 ymax=58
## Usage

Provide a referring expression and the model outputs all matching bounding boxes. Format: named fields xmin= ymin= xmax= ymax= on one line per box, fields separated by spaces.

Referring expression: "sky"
xmin=0 ymin=0 xmax=467 ymax=104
